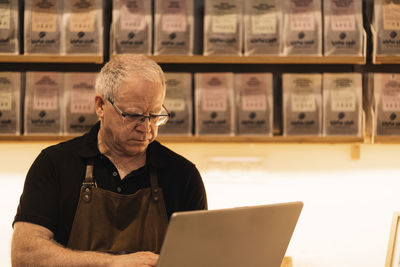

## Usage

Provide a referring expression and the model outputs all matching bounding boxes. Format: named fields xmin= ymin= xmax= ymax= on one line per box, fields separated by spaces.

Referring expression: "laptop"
xmin=157 ymin=201 xmax=303 ymax=267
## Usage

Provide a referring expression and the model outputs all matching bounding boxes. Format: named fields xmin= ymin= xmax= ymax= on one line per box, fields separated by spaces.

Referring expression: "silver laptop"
xmin=157 ymin=201 xmax=303 ymax=267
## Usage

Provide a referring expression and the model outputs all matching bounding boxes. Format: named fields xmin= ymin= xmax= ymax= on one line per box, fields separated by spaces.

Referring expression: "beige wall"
xmin=1 ymin=141 xmax=400 ymax=267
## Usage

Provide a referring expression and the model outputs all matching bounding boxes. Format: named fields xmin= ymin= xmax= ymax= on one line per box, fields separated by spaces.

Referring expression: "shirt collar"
xmin=78 ymin=121 xmax=168 ymax=169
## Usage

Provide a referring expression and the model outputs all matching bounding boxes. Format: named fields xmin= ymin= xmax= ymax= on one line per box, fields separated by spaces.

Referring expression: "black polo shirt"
xmin=13 ymin=122 xmax=207 ymax=246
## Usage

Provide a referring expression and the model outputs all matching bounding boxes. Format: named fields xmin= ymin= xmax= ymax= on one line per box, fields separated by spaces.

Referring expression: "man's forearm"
xmin=11 ymin=225 xmax=113 ymax=267
xmin=11 ymin=222 xmax=158 ymax=267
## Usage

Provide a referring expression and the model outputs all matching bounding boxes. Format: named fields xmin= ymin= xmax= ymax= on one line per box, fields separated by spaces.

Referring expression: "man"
xmin=11 ymin=55 xmax=207 ymax=266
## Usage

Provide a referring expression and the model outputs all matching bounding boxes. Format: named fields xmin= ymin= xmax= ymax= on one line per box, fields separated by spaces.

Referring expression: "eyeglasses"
xmin=107 ymin=98 xmax=170 ymax=126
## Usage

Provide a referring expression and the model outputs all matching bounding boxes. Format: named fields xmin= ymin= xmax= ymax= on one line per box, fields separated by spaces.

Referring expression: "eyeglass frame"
xmin=107 ymin=97 xmax=170 ymax=126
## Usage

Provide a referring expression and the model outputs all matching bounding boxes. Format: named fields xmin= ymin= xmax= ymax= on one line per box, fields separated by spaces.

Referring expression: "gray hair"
xmin=95 ymin=54 xmax=165 ymax=100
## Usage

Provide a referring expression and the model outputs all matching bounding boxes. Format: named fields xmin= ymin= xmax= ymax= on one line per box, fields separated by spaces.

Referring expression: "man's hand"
xmin=111 ymin=251 xmax=159 ymax=267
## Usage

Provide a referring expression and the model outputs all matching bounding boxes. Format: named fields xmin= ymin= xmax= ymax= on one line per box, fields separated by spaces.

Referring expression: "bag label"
xmin=0 ymin=2 xmax=10 ymax=30
xmin=32 ymin=0 xmax=57 ymax=32
xmin=70 ymin=74 xmax=95 ymax=114
xmin=33 ymin=74 xmax=59 ymax=110
xmin=0 ymin=76 xmax=12 ymax=111
xmin=70 ymin=0 xmax=95 ymax=32
xmin=202 ymin=74 xmax=228 ymax=111
xmin=330 ymin=78 xmax=356 ymax=112
xmin=120 ymin=0 xmax=145 ymax=31
xmin=382 ymin=74 xmax=400 ymax=111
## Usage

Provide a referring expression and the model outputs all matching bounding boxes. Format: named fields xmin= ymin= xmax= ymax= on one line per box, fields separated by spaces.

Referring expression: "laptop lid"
xmin=157 ymin=201 xmax=303 ymax=267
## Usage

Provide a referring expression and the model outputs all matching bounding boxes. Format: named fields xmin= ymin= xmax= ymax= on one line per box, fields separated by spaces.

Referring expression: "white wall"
xmin=1 ymin=141 xmax=399 ymax=267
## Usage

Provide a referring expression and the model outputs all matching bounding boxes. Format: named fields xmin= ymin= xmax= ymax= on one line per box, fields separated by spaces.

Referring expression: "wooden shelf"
xmin=156 ymin=135 xmax=365 ymax=144
xmin=0 ymin=135 xmax=365 ymax=144
xmin=149 ymin=55 xmax=366 ymax=65
xmin=0 ymin=54 xmax=364 ymax=65
xmin=373 ymin=55 xmax=400 ymax=64
xmin=0 ymin=54 xmax=103 ymax=64
xmin=373 ymin=136 xmax=400 ymax=144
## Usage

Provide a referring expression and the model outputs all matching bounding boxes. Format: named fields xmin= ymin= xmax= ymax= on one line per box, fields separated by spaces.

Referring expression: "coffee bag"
xmin=374 ymin=73 xmax=400 ymax=135
xmin=0 ymin=0 xmax=18 ymax=54
xmin=324 ymin=0 xmax=363 ymax=56
xmin=111 ymin=0 xmax=151 ymax=54
xmin=195 ymin=72 xmax=235 ymax=135
xmin=283 ymin=0 xmax=322 ymax=55
xmin=63 ymin=72 xmax=98 ymax=134
xmin=244 ymin=0 xmax=282 ymax=55
xmin=158 ymin=72 xmax=192 ymax=135
xmin=24 ymin=72 xmax=63 ymax=134
xmin=154 ymin=0 xmax=193 ymax=55
xmin=0 ymin=72 xmax=20 ymax=134
xmin=203 ymin=0 xmax=243 ymax=55
xmin=64 ymin=0 xmax=103 ymax=54
xmin=235 ymin=73 xmax=273 ymax=135
xmin=24 ymin=0 xmax=62 ymax=54
xmin=282 ymin=73 xmax=322 ymax=135
xmin=323 ymin=73 xmax=362 ymax=136
xmin=373 ymin=0 xmax=400 ymax=55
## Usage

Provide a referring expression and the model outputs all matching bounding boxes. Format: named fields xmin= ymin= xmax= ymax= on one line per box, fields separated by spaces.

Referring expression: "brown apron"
xmin=67 ymin=161 xmax=168 ymax=254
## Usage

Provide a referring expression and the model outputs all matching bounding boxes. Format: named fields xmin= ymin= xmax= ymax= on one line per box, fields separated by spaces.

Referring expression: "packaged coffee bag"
xmin=0 ymin=0 xmax=18 ymax=54
xmin=64 ymin=72 xmax=98 ymax=134
xmin=24 ymin=0 xmax=62 ymax=54
xmin=24 ymin=72 xmax=62 ymax=134
xmin=203 ymin=0 xmax=243 ymax=55
xmin=324 ymin=0 xmax=363 ymax=56
xmin=0 ymin=72 xmax=20 ymax=134
xmin=282 ymin=73 xmax=322 ymax=135
xmin=64 ymin=0 xmax=103 ymax=54
xmin=373 ymin=0 xmax=400 ymax=55
xmin=234 ymin=73 xmax=273 ymax=135
xmin=158 ymin=72 xmax=192 ymax=135
xmin=283 ymin=0 xmax=322 ymax=55
xmin=154 ymin=0 xmax=193 ymax=55
xmin=374 ymin=73 xmax=400 ymax=135
xmin=244 ymin=0 xmax=282 ymax=55
xmin=112 ymin=0 xmax=152 ymax=54
xmin=195 ymin=72 xmax=235 ymax=135
xmin=323 ymin=73 xmax=362 ymax=136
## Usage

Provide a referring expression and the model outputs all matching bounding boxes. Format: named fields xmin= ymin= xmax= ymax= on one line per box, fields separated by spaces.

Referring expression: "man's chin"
xmin=125 ymin=139 xmax=152 ymax=153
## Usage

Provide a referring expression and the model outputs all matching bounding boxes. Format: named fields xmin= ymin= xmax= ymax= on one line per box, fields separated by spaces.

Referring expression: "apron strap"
xmin=82 ymin=158 xmax=97 ymax=203
xmin=149 ymin=167 xmax=161 ymax=202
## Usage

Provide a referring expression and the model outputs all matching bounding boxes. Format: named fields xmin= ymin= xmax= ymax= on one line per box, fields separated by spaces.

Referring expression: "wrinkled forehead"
xmin=115 ymin=74 xmax=166 ymax=102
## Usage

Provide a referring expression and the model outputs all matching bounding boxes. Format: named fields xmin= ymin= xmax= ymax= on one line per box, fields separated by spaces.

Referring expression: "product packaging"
xmin=374 ymin=73 xmax=400 ymax=135
xmin=195 ymin=72 xmax=235 ymax=135
xmin=244 ymin=0 xmax=282 ymax=55
xmin=323 ymin=73 xmax=362 ymax=136
xmin=203 ymin=0 xmax=243 ymax=55
xmin=234 ymin=73 xmax=273 ymax=135
xmin=282 ymin=73 xmax=322 ymax=135
xmin=0 ymin=72 xmax=20 ymax=134
xmin=24 ymin=0 xmax=62 ymax=54
xmin=0 ymin=0 xmax=19 ymax=54
xmin=24 ymin=72 xmax=63 ymax=134
xmin=373 ymin=0 xmax=400 ymax=55
xmin=154 ymin=0 xmax=193 ymax=55
xmin=283 ymin=0 xmax=322 ymax=55
xmin=158 ymin=72 xmax=193 ymax=135
xmin=111 ymin=0 xmax=152 ymax=54
xmin=324 ymin=0 xmax=363 ymax=56
xmin=63 ymin=72 xmax=98 ymax=134
xmin=64 ymin=0 xmax=103 ymax=54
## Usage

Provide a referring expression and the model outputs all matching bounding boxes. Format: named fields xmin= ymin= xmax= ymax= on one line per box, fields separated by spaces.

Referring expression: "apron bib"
xmin=67 ymin=161 xmax=168 ymax=254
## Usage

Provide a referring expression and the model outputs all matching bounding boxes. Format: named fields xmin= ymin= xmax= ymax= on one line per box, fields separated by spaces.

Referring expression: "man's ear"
xmin=95 ymin=95 xmax=105 ymax=118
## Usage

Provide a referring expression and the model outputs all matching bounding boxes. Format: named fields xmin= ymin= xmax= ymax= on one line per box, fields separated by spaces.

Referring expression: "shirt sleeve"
xmin=13 ymin=150 xmax=59 ymax=234
xmin=182 ymin=166 xmax=208 ymax=211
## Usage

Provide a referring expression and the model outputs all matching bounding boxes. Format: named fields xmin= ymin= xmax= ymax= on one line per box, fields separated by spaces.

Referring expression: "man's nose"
xmin=135 ymin=117 xmax=151 ymax=133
